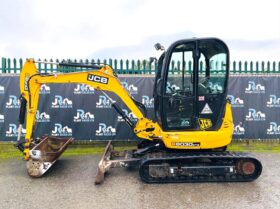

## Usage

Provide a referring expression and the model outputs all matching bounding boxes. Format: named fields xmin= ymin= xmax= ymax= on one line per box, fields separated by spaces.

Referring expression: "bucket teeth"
xmin=27 ymin=159 xmax=53 ymax=177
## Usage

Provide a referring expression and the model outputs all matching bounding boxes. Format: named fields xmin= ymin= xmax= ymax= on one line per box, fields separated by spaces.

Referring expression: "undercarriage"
xmin=22 ymin=136 xmax=262 ymax=184
xmin=95 ymin=141 xmax=262 ymax=184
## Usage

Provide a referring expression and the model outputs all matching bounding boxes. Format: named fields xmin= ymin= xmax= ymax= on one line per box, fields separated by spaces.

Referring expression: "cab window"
xmin=198 ymin=40 xmax=227 ymax=95
xmin=166 ymin=43 xmax=194 ymax=97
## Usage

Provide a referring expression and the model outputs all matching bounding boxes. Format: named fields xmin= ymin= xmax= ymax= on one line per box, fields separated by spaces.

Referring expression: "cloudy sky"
xmin=0 ymin=0 xmax=279 ymax=61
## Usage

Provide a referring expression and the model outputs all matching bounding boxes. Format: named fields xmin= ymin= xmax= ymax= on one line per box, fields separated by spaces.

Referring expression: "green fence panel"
xmin=1 ymin=58 xmax=280 ymax=75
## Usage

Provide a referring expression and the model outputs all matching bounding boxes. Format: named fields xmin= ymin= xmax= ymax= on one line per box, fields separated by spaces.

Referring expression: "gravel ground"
xmin=0 ymin=153 xmax=279 ymax=209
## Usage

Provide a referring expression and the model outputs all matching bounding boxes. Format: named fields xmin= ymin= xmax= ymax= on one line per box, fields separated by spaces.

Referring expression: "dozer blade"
xmin=27 ymin=136 xmax=74 ymax=177
xmin=95 ymin=140 xmax=114 ymax=184
xmin=95 ymin=140 xmax=140 ymax=184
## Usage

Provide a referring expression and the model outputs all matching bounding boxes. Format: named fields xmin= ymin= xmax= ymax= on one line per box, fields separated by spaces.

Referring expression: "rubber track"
xmin=139 ymin=151 xmax=262 ymax=183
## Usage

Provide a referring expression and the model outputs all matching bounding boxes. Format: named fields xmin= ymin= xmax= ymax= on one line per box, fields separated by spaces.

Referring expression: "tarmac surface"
xmin=0 ymin=153 xmax=280 ymax=209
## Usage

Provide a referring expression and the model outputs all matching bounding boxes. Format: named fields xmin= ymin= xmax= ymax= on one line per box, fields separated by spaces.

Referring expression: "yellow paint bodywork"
xmin=161 ymin=103 xmax=233 ymax=149
xmin=19 ymin=60 xmax=233 ymax=160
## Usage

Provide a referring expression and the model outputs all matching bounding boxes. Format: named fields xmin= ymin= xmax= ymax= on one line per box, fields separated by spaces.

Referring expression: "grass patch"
xmin=228 ymin=141 xmax=280 ymax=153
xmin=1 ymin=140 xmax=280 ymax=160
xmin=0 ymin=143 xmax=22 ymax=160
xmin=63 ymin=145 xmax=135 ymax=157
xmin=0 ymin=142 xmax=136 ymax=160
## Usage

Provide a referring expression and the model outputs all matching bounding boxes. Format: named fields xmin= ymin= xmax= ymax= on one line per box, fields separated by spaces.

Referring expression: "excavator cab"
xmin=154 ymin=38 xmax=229 ymax=131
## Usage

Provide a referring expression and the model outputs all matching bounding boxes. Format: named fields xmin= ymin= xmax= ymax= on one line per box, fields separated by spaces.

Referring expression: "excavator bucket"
xmin=26 ymin=136 xmax=74 ymax=177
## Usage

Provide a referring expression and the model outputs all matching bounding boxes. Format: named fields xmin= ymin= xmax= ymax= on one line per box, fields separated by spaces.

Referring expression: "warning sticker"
xmin=198 ymin=96 xmax=205 ymax=101
xmin=201 ymin=103 xmax=213 ymax=114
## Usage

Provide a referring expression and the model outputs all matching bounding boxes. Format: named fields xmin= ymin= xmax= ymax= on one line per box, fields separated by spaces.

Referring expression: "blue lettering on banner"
xmin=245 ymin=81 xmax=265 ymax=93
xmin=117 ymin=109 xmax=137 ymax=122
xmin=0 ymin=113 xmax=4 ymax=123
xmin=51 ymin=95 xmax=73 ymax=108
xmin=142 ymin=95 xmax=154 ymax=108
xmin=245 ymin=108 xmax=266 ymax=121
xmin=228 ymin=95 xmax=244 ymax=107
xmin=96 ymin=95 xmax=114 ymax=108
xmin=0 ymin=85 xmax=4 ymax=94
xmin=267 ymin=122 xmax=280 ymax=135
xmin=36 ymin=110 xmax=50 ymax=122
xmin=267 ymin=95 xmax=280 ymax=107
xmin=40 ymin=84 xmax=51 ymax=94
xmin=6 ymin=124 xmax=26 ymax=137
xmin=73 ymin=109 xmax=94 ymax=122
xmin=121 ymin=82 xmax=138 ymax=95
xmin=6 ymin=95 xmax=20 ymax=108
xmin=233 ymin=123 xmax=245 ymax=135
xmin=74 ymin=84 xmax=95 ymax=94
xmin=51 ymin=123 xmax=72 ymax=137
xmin=96 ymin=123 xmax=116 ymax=136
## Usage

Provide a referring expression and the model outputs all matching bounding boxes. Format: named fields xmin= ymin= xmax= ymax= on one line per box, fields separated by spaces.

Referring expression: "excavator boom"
xmin=18 ymin=60 xmax=162 ymax=160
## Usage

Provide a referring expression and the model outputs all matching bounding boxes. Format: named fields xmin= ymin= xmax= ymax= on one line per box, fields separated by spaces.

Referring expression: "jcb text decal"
xmin=198 ymin=118 xmax=212 ymax=130
xmin=87 ymin=74 xmax=108 ymax=84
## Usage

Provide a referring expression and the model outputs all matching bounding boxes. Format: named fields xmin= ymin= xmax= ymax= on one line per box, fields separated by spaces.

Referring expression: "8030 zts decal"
xmin=171 ymin=142 xmax=200 ymax=147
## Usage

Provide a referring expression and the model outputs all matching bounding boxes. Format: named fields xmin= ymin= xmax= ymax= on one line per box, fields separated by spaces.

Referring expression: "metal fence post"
xmin=272 ymin=61 xmax=276 ymax=73
xmin=143 ymin=60 xmax=146 ymax=74
xmin=114 ymin=59 xmax=118 ymax=73
xmin=261 ymin=61 xmax=265 ymax=73
xmin=126 ymin=59 xmax=129 ymax=74
xmin=233 ymin=61 xmax=236 ymax=73
xmin=250 ymin=61 xmax=253 ymax=73
xmin=13 ymin=58 xmax=17 ymax=73
xmin=131 ymin=60 xmax=135 ymax=74
xmin=137 ymin=60 xmax=141 ymax=74
xmin=1 ymin=57 xmax=6 ymax=73
xmin=120 ymin=59 xmax=123 ymax=74
xmin=238 ymin=61 xmax=242 ymax=73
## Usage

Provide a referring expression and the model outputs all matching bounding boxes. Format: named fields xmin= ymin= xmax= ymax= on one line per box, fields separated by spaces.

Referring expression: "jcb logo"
xmin=198 ymin=118 xmax=212 ymax=130
xmin=87 ymin=74 xmax=108 ymax=84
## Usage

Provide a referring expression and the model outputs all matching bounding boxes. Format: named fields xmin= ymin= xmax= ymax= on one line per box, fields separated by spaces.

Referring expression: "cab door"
xmin=161 ymin=41 xmax=196 ymax=131
xmin=197 ymin=39 xmax=229 ymax=130
xmin=159 ymin=38 xmax=229 ymax=131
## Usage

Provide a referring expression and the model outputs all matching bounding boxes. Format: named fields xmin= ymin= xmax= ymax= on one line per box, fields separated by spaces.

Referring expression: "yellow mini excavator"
xmin=16 ymin=38 xmax=262 ymax=183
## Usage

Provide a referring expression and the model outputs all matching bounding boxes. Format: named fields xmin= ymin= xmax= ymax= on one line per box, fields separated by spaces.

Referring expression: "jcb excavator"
xmin=16 ymin=38 xmax=262 ymax=183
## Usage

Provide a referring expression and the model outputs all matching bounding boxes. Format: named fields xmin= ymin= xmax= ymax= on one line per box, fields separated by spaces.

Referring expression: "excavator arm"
xmin=18 ymin=59 xmax=162 ymax=161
